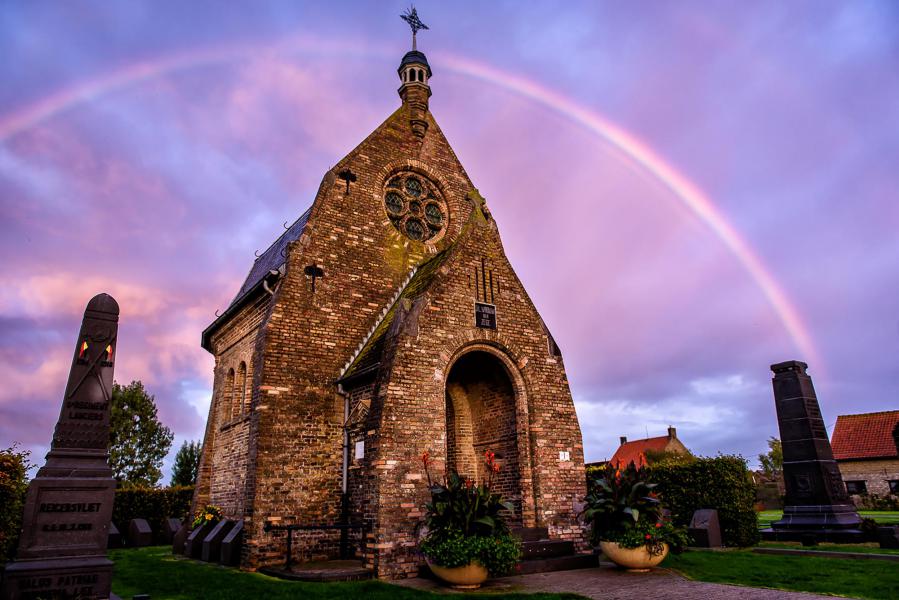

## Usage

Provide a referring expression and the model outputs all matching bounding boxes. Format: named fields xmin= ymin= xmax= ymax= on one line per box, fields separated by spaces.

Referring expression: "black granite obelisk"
xmin=761 ymin=360 xmax=863 ymax=542
xmin=2 ymin=294 xmax=120 ymax=600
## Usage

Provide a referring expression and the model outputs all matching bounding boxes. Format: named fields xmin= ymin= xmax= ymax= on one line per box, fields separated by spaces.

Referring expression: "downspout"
xmin=337 ymin=382 xmax=351 ymax=558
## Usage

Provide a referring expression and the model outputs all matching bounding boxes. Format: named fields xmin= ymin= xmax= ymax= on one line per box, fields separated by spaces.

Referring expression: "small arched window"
xmin=236 ymin=362 xmax=247 ymax=417
xmin=223 ymin=368 xmax=235 ymax=425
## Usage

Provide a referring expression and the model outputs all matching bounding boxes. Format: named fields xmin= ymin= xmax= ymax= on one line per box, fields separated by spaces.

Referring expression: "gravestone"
xmin=201 ymin=519 xmax=235 ymax=563
xmin=1 ymin=294 xmax=120 ymax=600
xmin=878 ymin=526 xmax=899 ymax=549
xmin=107 ymin=522 xmax=122 ymax=549
xmin=172 ymin=522 xmax=190 ymax=555
xmin=184 ymin=520 xmax=216 ymax=559
xmin=161 ymin=517 xmax=182 ymax=544
xmin=761 ymin=361 xmax=864 ymax=542
xmin=688 ymin=509 xmax=722 ymax=547
xmin=128 ymin=518 xmax=153 ymax=547
xmin=219 ymin=520 xmax=244 ymax=566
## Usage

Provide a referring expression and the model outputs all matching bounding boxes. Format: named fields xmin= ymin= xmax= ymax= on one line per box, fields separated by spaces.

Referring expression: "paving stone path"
xmin=394 ymin=565 xmax=835 ymax=599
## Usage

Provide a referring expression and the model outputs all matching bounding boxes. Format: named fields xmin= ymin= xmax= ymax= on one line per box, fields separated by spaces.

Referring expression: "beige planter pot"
xmin=600 ymin=541 xmax=669 ymax=572
xmin=426 ymin=559 xmax=489 ymax=589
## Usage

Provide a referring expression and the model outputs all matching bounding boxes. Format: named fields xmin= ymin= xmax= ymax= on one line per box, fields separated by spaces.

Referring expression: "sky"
xmin=1 ymin=1 xmax=898 ymax=481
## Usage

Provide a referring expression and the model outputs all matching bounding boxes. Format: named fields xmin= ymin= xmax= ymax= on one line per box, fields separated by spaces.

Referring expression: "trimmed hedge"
xmin=113 ymin=486 xmax=194 ymax=538
xmin=588 ymin=455 xmax=760 ymax=547
xmin=0 ymin=446 xmax=31 ymax=563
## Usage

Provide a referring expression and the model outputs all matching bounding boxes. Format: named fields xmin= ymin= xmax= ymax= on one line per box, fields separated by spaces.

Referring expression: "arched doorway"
xmin=445 ymin=350 xmax=522 ymax=522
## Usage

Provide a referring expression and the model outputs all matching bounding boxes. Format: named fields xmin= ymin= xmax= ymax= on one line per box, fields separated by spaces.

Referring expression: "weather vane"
xmin=400 ymin=6 xmax=429 ymax=51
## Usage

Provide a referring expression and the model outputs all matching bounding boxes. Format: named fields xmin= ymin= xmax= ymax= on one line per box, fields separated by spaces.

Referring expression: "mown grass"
xmin=663 ymin=548 xmax=899 ymax=600
xmin=757 ymin=510 xmax=899 ymax=529
xmin=110 ymin=546 xmax=583 ymax=600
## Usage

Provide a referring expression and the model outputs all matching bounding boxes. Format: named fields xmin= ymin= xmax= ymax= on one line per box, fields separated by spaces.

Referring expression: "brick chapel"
xmin=193 ymin=28 xmax=588 ymax=578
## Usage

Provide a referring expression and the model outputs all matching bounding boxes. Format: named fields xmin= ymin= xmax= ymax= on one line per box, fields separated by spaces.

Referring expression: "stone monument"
xmin=761 ymin=360 xmax=863 ymax=542
xmin=1 ymin=294 xmax=120 ymax=600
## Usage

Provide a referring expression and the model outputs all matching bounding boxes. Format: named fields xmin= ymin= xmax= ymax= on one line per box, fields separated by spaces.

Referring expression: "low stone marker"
xmin=878 ymin=526 xmax=899 ymax=550
xmin=161 ymin=517 xmax=182 ymax=544
xmin=184 ymin=520 xmax=216 ymax=559
xmin=688 ymin=509 xmax=722 ymax=547
xmin=220 ymin=520 xmax=244 ymax=566
xmin=0 ymin=294 xmax=120 ymax=600
xmin=201 ymin=519 xmax=235 ymax=563
xmin=108 ymin=521 xmax=122 ymax=549
xmin=172 ymin=522 xmax=190 ymax=555
xmin=129 ymin=518 xmax=153 ymax=547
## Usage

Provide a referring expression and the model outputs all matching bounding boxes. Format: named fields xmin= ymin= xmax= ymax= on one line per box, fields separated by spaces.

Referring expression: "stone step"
xmin=512 ymin=526 xmax=549 ymax=542
xmin=516 ymin=552 xmax=597 ymax=575
xmin=259 ymin=560 xmax=372 ymax=582
xmin=521 ymin=539 xmax=575 ymax=559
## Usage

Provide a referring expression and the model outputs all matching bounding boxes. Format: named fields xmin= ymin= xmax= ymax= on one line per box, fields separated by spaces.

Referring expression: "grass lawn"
xmin=757 ymin=510 xmax=899 ymax=529
xmin=110 ymin=546 xmax=584 ymax=600
xmin=663 ymin=548 xmax=899 ymax=600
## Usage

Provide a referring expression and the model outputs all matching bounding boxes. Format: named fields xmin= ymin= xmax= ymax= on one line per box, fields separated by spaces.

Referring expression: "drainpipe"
xmin=337 ymin=382 xmax=350 ymax=557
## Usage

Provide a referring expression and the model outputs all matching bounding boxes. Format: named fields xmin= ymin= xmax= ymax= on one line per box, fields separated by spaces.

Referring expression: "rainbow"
xmin=0 ymin=38 xmax=821 ymax=368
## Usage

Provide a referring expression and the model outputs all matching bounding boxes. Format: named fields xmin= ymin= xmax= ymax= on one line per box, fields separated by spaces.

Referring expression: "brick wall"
xmin=838 ymin=458 xmax=899 ymax=496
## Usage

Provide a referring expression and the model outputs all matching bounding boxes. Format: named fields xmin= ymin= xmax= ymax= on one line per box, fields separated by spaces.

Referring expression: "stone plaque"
xmin=201 ymin=519 xmax=235 ymax=563
xmin=219 ymin=520 xmax=243 ymax=566
xmin=474 ymin=302 xmax=496 ymax=329
xmin=128 ymin=519 xmax=153 ymax=548
xmin=1 ymin=294 xmax=119 ymax=600
xmin=688 ymin=509 xmax=722 ymax=547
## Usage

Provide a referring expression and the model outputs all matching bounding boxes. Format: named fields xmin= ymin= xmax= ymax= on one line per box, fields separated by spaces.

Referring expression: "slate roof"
xmin=831 ymin=410 xmax=899 ymax=460
xmin=231 ymin=207 xmax=312 ymax=306
xmin=609 ymin=436 xmax=670 ymax=469
xmin=339 ymin=247 xmax=452 ymax=382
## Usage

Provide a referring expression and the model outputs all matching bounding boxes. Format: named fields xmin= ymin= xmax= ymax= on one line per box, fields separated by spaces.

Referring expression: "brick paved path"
xmin=394 ymin=566 xmax=834 ymax=599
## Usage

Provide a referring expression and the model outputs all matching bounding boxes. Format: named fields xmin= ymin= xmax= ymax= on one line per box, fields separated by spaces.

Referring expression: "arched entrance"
xmin=445 ymin=350 xmax=522 ymax=522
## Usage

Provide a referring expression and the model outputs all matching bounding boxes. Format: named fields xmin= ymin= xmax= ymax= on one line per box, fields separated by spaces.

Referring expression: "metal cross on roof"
xmin=400 ymin=6 xmax=429 ymax=51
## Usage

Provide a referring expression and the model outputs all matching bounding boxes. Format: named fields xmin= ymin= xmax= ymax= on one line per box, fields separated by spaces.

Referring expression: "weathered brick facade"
xmin=194 ymin=47 xmax=589 ymax=578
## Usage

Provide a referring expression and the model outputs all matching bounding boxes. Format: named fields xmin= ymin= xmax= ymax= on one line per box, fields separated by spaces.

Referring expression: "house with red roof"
xmin=609 ymin=426 xmax=691 ymax=468
xmin=831 ymin=410 xmax=899 ymax=497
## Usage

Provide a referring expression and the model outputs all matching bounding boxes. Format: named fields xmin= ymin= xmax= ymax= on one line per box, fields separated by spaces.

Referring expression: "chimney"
xmin=668 ymin=426 xmax=677 ymax=440
xmin=619 ymin=436 xmax=627 ymax=445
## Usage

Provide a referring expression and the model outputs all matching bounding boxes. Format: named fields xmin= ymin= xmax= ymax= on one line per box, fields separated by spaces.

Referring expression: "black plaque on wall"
xmin=475 ymin=302 xmax=496 ymax=329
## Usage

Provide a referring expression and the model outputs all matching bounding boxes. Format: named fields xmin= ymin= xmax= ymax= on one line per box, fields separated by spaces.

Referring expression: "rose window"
xmin=384 ymin=172 xmax=447 ymax=242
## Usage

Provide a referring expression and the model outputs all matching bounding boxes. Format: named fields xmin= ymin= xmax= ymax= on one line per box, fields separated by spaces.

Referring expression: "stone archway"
xmin=445 ymin=350 xmax=523 ymax=523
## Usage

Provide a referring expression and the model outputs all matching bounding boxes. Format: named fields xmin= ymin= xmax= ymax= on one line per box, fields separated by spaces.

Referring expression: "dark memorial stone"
xmin=161 ymin=518 xmax=182 ymax=544
xmin=219 ymin=520 xmax=243 ymax=566
xmin=172 ymin=523 xmax=190 ymax=555
xmin=761 ymin=361 xmax=864 ymax=543
xmin=201 ymin=519 xmax=235 ymax=563
xmin=878 ymin=526 xmax=899 ymax=550
xmin=184 ymin=521 xmax=216 ymax=559
xmin=688 ymin=509 xmax=722 ymax=547
xmin=1 ymin=294 xmax=120 ymax=600
xmin=107 ymin=522 xmax=122 ymax=549
xmin=128 ymin=519 xmax=153 ymax=548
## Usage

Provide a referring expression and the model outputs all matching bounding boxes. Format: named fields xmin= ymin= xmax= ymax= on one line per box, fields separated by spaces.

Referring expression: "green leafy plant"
xmin=583 ymin=461 xmax=688 ymax=556
xmin=192 ymin=504 xmax=223 ymax=529
xmin=0 ymin=444 xmax=32 ymax=562
xmin=418 ymin=450 xmax=521 ymax=576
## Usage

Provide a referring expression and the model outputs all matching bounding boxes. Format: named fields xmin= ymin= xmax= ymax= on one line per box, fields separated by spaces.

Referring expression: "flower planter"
xmin=600 ymin=541 xmax=668 ymax=572
xmin=426 ymin=559 xmax=489 ymax=589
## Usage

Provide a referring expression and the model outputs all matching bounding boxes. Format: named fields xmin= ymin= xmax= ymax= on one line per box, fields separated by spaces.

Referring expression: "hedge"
xmin=0 ymin=446 xmax=31 ymax=563
xmin=112 ymin=486 xmax=194 ymax=538
xmin=588 ymin=455 xmax=760 ymax=547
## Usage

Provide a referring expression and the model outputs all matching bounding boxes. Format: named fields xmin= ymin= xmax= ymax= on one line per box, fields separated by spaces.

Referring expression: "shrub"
xmin=418 ymin=450 xmax=521 ymax=576
xmin=646 ymin=455 xmax=759 ymax=547
xmin=112 ymin=486 xmax=194 ymax=538
xmin=0 ymin=445 xmax=31 ymax=563
xmin=852 ymin=494 xmax=899 ymax=511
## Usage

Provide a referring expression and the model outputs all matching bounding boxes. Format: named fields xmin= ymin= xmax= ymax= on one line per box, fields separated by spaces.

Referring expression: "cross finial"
xmin=400 ymin=6 xmax=429 ymax=51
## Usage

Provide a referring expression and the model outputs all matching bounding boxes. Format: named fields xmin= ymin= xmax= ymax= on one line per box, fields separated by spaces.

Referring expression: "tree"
xmin=0 ymin=444 xmax=31 ymax=562
xmin=109 ymin=380 xmax=173 ymax=488
xmin=170 ymin=440 xmax=202 ymax=487
xmin=758 ymin=436 xmax=783 ymax=478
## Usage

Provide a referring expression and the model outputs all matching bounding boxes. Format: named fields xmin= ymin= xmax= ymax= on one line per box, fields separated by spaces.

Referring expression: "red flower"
xmin=645 ymin=534 xmax=651 ymax=540
xmin=465 ymin=478 xmax=473 ymax=489
xmin=420 ymin=451 xmax=430 ymax=466
xmin=492 ymin=463 xmax=501 ymax=473
xmin=655 ymin=522 xmax=662 ymax=528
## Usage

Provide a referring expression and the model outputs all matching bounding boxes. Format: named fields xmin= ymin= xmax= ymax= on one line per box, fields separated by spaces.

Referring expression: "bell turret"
xmin=398 ymin=7 xmax=431 ymax=138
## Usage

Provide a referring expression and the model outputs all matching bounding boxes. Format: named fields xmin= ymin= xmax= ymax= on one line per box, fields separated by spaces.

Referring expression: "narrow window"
xmin=236 ymin=362 xmax=247 ymax=417
xmin=223 ymin=368 xmax=235 ymax=425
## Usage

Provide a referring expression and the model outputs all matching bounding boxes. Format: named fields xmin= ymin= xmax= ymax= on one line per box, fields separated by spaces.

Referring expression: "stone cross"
xmin=1 ymin=294 xmax=120 ymax=600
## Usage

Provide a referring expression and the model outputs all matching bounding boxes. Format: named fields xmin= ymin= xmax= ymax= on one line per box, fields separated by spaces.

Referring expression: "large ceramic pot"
xmin=426 ymin=559 xmax=489 ymax=589
xmin=600 ymin=541 xmax=669 ymax=572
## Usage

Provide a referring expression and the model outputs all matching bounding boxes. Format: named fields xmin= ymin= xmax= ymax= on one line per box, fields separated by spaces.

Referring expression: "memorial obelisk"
xmin=761 ymin=360 xmax=863 ymax=543
xmin=2 ymin=294 xmax=120 ymax=600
